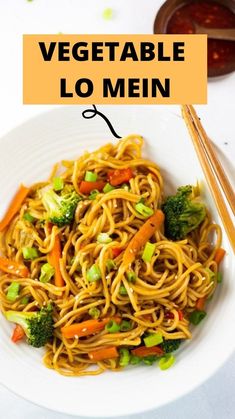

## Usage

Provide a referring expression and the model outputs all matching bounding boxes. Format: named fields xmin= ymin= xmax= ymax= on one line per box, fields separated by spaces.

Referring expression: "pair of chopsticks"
xmin=182 ymin=105 xmax=235 ymax=254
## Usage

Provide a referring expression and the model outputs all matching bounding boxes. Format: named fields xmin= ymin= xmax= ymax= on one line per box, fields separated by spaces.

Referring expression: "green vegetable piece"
xmin=89 ymin=189 xmax=99 ymax=200
xmin=130 ymin=354 xmax=141 ymax=365
xmin=23 ymin=212 xmax=35 ymax=223
xmin=160 ymin=339 xmax=181 ymax=353
xmin=143 ymin=355 xmax=158 ymax=365
xmin=120 ymin=320 xmax=132 ymax=332
xmin=103 ymin=183 xmax=115 ymax=193
xmin=102 ymin=7 xmax=113 ymax=20
xmin=88 ymin=307 xmax=100 ymax=319
xmin=119 ymin=285 xmax=128 ymax=296
xmin=217 ymin=272 xmax=222 ymax=283
xmin=53 ymin=177 xmax=64 ymax=192
xmin=205 ymin=268 xmax=215 ymax=280
xmin=135 ymin=202 xmax=154 ymax=218
xmin=7 ymin=282 xmax=20 ymax=302
xmin=127 ymin=271 xmax=136 ymax=283
xmin=159 ymin=353 xmax=175 ymax=370
xmin=106 ymin=259 xmax=117 ymax=272
xmin=21 ymin=296 xmax=30 ymax=305
xmin=121 ymin=183 xmax=130 ymax=191
xmin=162 ymin=185 xmax=206 ymax=240
xmin=119 ymin=348 xmax=130 ymax=367
xmin=105 ymin=320 xmax=120 ymax=333
xmin=189 ymin=310 xmax=207 ymax=325
xmin=42 ymin=189 xmax=80 ymax=227
xmin=97 ymin=233 xmax=112 ymax=244
xmin=5 ymin=304 xmax=54 ymax=348
xmin=142 ymin=242 xmax=156 ymax=263
xmin=22 ymin=247 xmax=39 ymax=260
xmin=144 ymin=332 xmax=163 ymax=347
xmin=87 ymin=264 xmax=101 ymax=282
xmin=39 ymin=263 xmax=55 ymax=283
xmin=85 ymin=171 xmax=97 ymax=182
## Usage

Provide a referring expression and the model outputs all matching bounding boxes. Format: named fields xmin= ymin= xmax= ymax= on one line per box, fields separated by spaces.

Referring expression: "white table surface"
xmin=0 ymin=1 xmax=234 ymax=418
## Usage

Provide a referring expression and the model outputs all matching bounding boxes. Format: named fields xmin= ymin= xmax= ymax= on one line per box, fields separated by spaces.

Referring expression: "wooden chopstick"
xmin=185 ymin=105 xmax=235 ymax=216
xmin=182 ymin=105 xmax=235 ymax=254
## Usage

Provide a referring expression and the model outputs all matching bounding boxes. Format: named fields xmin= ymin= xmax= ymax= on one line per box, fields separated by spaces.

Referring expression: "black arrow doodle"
xmin=82 ymin=105 xmax=122 ymax=139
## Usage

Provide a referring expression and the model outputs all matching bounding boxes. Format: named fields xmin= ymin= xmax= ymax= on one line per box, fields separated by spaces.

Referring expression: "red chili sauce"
xmin=166 ymin=1 xmax=235 ymax=76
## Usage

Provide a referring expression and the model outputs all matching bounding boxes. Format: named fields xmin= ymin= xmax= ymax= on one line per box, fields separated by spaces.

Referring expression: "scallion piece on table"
xmin=135 ymin=202 xmax=154 ymax=218
xmin=7 ymin=282 xmax=20 ymax=302
xmin=53 ymin=177 xmax=64 ymax=191
xmin=142 ymin=242 xmax=156 ymax=263
xmin=39 ymin=263 xmax=55 ymax=283
xmin=105 ymin=320 xmax=120 ymax=333
xmin=144 ymin=332 xmax=163 ymax=347
xmin=119 ymin=348 xmax=130 ymax=367
xmin=22 ymin=247 xmax=39 ymax=260
xmin=103 ymin=183 xmax=115 ymax=193
xmin=127 ymin=271 xmax=136 ymax=283
xmin=87 ymin=264 xmax=101 ymax=282
xmin=97 ymin=233 xmax=112 ymax=244
xmin=88 ymin=307 xmax=100 ymax=319
xmin=23 ymin=212 xmax=35 ymax=223
xmin=159 ymin=354 xmax=175 ymax=370
xmin=85 ymin=171 xmax=97 ymax=182
xmin=102 ymin=7 xmax=113 ymax=20
xmin=106 ymin=259 xmax=116 ymax=272
xmin=120 ymin=320 xmax=132 ymax=331
xmin=89 ymin=189 xmax=99 ymax=200
xmin=119 ymin=285 xmax=128 ymax=296
xmin=189 ymin=310 xmax=206 ymax=325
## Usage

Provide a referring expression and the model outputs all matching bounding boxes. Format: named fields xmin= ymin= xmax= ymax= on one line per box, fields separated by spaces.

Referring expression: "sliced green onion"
xmin=85 ymin=171 xmax=97 ymax=182
xmin=189 ymin=310 xmax=206 ymax=325
xmin=121 ymin=183 xmax=130 ymax=191
xmin=22 ymin=247 xmax=39 ymax=260
xmin=105 ymin=320 xmax=120 ymax=333
xmin=89 ymin=189 xmax=99 ymax=200
xmin=102 ymin=7 xmax=113 ymax=20
xmin=217 ymin=272 xmax=222 ymax=283
xmin=159 ymin=354 xmax=175 ymax=370
xmin=130 ymin=354 xmax=141 ymax=365
xmin=23 ymin=212 xmax=35 ymax=223
xmin=143 ymin=355 xmax=157 ymax=365
xmin=53 ymin=177 xmax=64 ymax=191
xmin=127 ymin=271 xmax=136 ymax=283
xmin=144 ymin=332 xmax=163 ymax=347
xmin=97 ymin=233 xmax=112 ymax=244
xmin=39 ymin=263 xmax=55 ymax=283
xmin=135 ymin=202 xmax=154 ymax=218
xmin=120 ymin=320 xmax=132 ymax=332
xmin=7 ymin=282 xmax=20 ymax=302
xmin=106 ymin=259 xmax=116 ymax=272
xmin=205 ymin=268 xmax=215 ymax=280
xmin=103 ymin=183 xmax=115 ymax=193
xmin=87 ymin=264 xmax=101 ymax=282
xmin=142 ymin=242 xmax=156 ymax=263
xmin=21 ymin=296 xmax=30 ymax=305
xmin=88 ymin=307 xmax=100 ymax=319
xmin=119 ymin=348 xmax=130 ymax=367
xmin=119 ymin=285 xmax=128 ymax=296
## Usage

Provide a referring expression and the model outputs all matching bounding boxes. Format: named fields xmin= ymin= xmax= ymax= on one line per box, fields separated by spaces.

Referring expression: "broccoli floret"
xmin=42 ymin=189 xmax=81 ymax=227
xmin=5 ymin=304 xmax=54 ymax=348
xmin=162 ymin=185 xmax=206 ymax=240
xmin=160 ymin=338 xmax=182 ymax=353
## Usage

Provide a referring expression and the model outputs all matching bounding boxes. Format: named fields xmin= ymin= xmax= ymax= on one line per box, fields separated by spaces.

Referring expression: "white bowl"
xmin=0 ymin=105 xmax=234 ymax=417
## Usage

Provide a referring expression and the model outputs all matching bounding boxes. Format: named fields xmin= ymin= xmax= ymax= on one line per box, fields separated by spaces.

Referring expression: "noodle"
xmin=0 ymin=136 xmax=222 ymax=376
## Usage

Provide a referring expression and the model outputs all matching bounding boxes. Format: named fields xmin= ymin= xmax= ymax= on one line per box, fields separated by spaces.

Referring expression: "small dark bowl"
xmin=153 ymin=0 xmax=235 ymax=77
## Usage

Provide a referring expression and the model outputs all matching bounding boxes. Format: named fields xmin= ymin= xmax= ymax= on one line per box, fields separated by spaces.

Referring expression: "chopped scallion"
xmin=144 ymin=332 xmax=163 ymax=347
xmin=85 ymin=171 xmax=97 ymax=182
xmin=217 ymin=272 xmax=222 ymax=283
xmin=102 ymin=7 xmax=113 ymax=20
xmin=97 ymin=233 xmax=112 ymax=244
xmin=7 ymin=282 xmax=20 ymax=302
xmin=106 ymin=259 xmax=116 ymax=272
xmin=143 ymin=355 xmax=157 ymax=365
xmin=121 ymin=183 xmax=130 ymax=191
xmin=21 ymin=296 xmax=30 ymax=305
xmin=53 ymin=177 xmax=64 ymax=191
xmin=39 ymin=263 xmax=55 ymax=283
xmin=130 ymin=354 xmax=141 ymax=365
xmin=87 ymin=264 xmax=101 ymax=282
xmin=103 ymin=183 xmax=115 ymax=193
xmin=120 ymin=320 xmax=132 ymax=332
xmin=159 ymin=354 xmax=175 ymax=370
xmin=205 ymin=268 xmax=215 ymax=280
xmin=119 ymin=348 xmax=130 ymax=367
xmin=22 ymin=247 xmax=39 ymax=260
xmin=135 ymin=202 xmax=154 ymax=218
xmin=89 ymin=189 xmax=99 ymax=200
xmin=119 ymin=285 xmax=128 ymax=296
xmin=189 ymin=310 xmax=206 ymax=325
xmin=105 ymin=320 xmax=120 ymax=333
xmin=23 ymin=212 xmax=35 ymax=223
xmin=127 ymin=271 xmax=136 ymax=283
xmin=88 ymin=307 xmax=100 ymax=319
xmin=142 ymin=242 xmax=156 ymax=263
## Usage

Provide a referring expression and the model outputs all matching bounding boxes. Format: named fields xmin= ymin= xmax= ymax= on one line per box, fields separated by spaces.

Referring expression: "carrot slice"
xmin=11 ymin=324 xmax=25 ymax=343
xmin=131 ymin=346 xmax=164 ymax=357
xmin=48 ymin=234 xmax=64 ymax=287
xmin=0 ymin=185 xmax=30 ymax=232
xmin=88 ymin=346 xmax=119 ymax=362
xmin=61 ymin=317 xmax=121 ymax=339
xmin=196 ymin=297 xmax=206 ymax=311
xmin=0 ymin=257 xmax=29 ymax=278
xmin=108 ymin=168 xmax=133 ymax=186
xmin=214 ymin=248 xmax=226 ymax=266
xmin=112 ymin=247 xmax=123 ymax=258
xmin=123 ymin=210 xmax=165 ymax=266
xmin=79 ymin=180 xmax=105 ymax=195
